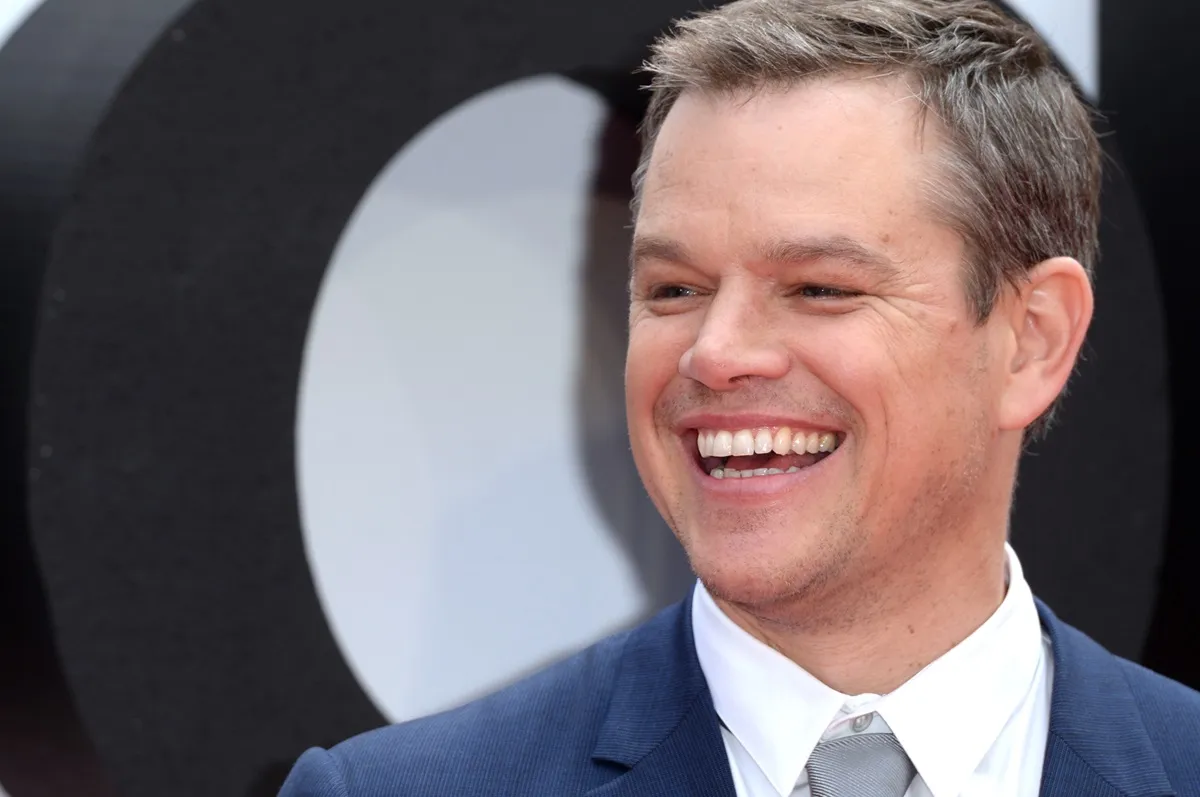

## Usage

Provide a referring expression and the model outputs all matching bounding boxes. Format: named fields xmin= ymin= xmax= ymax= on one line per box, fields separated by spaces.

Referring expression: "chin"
xmin=698 ymin=570 xmax=792 ymax=610
xmin=686 ymin=540 xmax=813 ymax=610
xmin=680 ymin=514 xmax=858 ymax=612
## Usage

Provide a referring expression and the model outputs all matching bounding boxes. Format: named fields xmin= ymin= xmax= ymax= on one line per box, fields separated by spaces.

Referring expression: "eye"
xmin=796 ymin=285 xmax=859 ymax=300
xmin=648 ymin=284 xmax=699 ymax=301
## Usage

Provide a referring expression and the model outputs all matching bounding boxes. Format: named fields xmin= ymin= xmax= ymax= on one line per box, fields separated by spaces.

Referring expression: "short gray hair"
xmin=632 ymin=0 xmax=1101 ymax=438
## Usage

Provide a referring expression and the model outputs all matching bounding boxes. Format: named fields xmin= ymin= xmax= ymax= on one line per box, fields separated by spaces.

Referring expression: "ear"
xmin=997 ymin=257 xmax=1094 ymax=432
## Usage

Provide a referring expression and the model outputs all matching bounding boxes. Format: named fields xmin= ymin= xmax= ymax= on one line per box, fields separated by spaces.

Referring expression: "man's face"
xmin=627 ymin=78 xmax=1014 ymax=610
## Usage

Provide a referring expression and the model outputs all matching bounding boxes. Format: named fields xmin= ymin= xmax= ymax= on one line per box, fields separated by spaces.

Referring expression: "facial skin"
xmin=626 ymin=77 xmax=1092 ymax=692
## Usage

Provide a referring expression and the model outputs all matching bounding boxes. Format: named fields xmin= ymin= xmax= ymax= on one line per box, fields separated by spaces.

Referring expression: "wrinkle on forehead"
xmin=634 ymin=76 xmax=960 ymax=274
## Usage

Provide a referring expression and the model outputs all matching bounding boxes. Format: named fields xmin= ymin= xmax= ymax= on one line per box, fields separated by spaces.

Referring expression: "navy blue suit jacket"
xmin=280 ymin=597 xmax=1200 ymax=796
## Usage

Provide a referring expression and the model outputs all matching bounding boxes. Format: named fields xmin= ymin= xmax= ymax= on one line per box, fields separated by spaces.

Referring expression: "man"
xmin=281 ymin=1 xmax=1200 ymax=794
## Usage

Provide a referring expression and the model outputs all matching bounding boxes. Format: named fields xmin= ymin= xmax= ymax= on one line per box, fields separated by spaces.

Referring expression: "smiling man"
xmin=281 ymin=2 xmax=1200 ymax=796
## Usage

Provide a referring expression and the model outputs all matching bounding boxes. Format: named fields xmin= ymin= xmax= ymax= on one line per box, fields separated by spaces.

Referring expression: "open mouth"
xmin=690 ymin=426 xmax=843 ymax=479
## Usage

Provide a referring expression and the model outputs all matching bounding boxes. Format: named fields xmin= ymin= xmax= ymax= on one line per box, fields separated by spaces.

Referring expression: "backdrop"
xmin=0 ymin=1 xmax=1189 ymax=796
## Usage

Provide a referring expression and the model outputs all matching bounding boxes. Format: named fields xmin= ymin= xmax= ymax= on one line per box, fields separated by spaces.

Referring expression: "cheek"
xmin=625 ymin=317 xmax=687 ymax=421
xmin=628 ymin=319 xmax=686 ymax=444
xmin=625 ymin=318 xmax=693 ymax=501
xmin=799 ymin=311 xmax=980 ymax=437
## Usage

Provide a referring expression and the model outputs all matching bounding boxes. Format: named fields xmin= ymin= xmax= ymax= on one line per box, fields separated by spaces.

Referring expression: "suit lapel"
xmin=1039 ymin=732 xmax=1133 ymax=797
xmin=585 ymin=701 xmax=736 ymax=797
xmin=586 ymin=593 xmax=736 ymax=797
xmin=1036 ymin=601 xmax=1175 ymax=797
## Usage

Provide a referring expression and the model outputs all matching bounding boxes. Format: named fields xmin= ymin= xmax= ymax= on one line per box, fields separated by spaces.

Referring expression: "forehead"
xmin=636 ymin=78 xmax=956 ymax=264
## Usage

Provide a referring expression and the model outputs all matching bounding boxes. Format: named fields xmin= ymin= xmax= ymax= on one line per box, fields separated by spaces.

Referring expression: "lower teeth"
xmin=711 ymin=466 xmax=801 ymax=479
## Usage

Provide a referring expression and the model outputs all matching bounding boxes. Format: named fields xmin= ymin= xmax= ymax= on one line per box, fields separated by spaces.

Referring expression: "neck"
xmin=713 ymin=530 xmax=1009 ymax=696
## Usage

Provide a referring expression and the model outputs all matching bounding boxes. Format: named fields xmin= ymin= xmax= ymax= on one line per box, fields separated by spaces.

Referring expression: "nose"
xmin=678 ymin=287 xmax=790 ymax=390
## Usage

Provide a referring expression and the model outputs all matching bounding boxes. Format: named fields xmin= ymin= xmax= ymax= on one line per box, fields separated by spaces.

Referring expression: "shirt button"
xmin=851 ymin=713 xmax=873 ymax=732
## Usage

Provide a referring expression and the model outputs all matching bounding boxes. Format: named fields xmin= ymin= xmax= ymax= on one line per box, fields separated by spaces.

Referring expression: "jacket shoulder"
xmin=1116 ymin=655 xmax=1200 ymax=712
xmin=301 ymin=625 xmax=636 ymax=796
xmin=1114 ymin=655 xmax=1200 ymax=787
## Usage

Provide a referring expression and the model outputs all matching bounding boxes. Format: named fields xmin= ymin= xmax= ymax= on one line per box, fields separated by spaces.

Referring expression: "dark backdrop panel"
xmin=0 ymin=1 xmax=197 ymax=795
xmin=1100 ymin=0 xmax=1200 ymax=688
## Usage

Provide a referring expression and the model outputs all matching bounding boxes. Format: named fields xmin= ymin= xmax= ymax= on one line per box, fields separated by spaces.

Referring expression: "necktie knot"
xmin=805 ymin=732 xmax=916 ymax=797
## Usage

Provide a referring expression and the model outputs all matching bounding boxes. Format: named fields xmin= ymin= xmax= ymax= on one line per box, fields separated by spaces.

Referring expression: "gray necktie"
xmin=805 ymin=732 xmax=916 ymax=797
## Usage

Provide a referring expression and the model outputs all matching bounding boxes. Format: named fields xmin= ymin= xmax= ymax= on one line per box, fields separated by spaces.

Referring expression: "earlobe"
xmin=998 ymin=257 xmax=1094 ymax=431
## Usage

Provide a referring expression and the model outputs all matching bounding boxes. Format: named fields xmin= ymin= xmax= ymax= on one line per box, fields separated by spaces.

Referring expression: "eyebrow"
xmin=629 ymin=235 xmax=690 ymax=271
xmin=630 ymin=233 xmax=901 ymax=281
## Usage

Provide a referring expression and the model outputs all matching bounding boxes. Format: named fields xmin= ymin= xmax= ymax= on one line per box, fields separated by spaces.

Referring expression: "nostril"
xmin=680 ymin=334 xmax=790 ymax=388
xmin=678 ymin=348 xmax=699 ymax=380
xmin=680 ymin=349 xmax=734 ymax=390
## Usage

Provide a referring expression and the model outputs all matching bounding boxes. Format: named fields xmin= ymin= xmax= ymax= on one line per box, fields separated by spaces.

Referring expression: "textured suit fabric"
xmin=279 ymin=596 xmax=1200 ymax=797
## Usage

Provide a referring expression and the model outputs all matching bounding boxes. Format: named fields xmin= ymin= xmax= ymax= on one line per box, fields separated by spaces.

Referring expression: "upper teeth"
xmin=697 ymin=427 xmax=839 ymax=458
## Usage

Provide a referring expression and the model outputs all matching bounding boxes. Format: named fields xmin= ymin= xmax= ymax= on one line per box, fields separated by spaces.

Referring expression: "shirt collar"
xmin=692 ymin=579 xmax=845 ymax=796
xmin=879 ymin=544 xmax=1046 ymax=797
xmin=691 ymin=543 xmax=1046 ymax=797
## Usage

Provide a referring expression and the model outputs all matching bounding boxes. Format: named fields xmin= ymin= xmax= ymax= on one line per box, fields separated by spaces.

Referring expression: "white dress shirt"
xmin=692 ymin=544 xmax=1053 ymax=797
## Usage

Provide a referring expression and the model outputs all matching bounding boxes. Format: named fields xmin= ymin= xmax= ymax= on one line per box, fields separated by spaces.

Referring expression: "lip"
xmin=682 ymin=435 xmax=841 ymax=501
xmin=672 ymin=412 xmax=846 ymax=435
